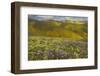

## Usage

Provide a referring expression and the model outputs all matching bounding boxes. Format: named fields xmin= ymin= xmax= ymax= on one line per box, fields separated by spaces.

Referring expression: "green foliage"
xmin=28 ymin=36 xmax=88 ymax=60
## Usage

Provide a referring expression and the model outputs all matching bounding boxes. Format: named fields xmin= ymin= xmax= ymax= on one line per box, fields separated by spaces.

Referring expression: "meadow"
xmin=28 ymin=15 xmax=88 ymax=60
xmin=28 ymin=36 xmax=87 ymax=60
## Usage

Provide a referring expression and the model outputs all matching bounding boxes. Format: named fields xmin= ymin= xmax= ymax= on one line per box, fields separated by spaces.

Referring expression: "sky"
xmin=28 ymin=15 xmax=88 ymax=22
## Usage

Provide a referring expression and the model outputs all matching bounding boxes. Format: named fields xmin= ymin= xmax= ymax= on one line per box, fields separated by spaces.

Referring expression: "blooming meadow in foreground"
xmin=28 ymin=37 xmax=87 ymax=60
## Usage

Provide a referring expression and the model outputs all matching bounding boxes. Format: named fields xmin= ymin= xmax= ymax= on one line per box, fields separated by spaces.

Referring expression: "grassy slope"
xmin=28 ymin=20 xmax=87 ymax=41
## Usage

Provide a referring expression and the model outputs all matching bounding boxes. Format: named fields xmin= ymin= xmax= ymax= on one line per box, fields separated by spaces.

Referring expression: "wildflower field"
xmin=28 ymin=15 xmax=88 ymax=60
xmin=28 ymin=36 xmax=87 ymax=60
